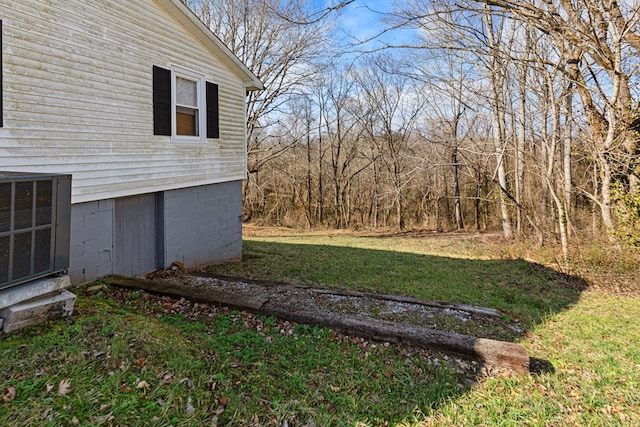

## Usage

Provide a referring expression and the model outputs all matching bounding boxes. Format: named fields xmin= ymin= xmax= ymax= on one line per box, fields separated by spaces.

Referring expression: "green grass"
xmin=210 ymin=237 xmax=587 ymax=330
xmin=1 ymin=229 xmax=639 ymax=426
xmin=431 ymin=293 xmax=640 ymax=426
xmin=0 ymin=294 xmax=463 ymax=426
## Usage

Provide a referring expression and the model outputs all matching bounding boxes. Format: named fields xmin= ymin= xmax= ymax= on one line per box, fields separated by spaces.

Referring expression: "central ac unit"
xmin=0 ymin=172 xmax=72 ymax=291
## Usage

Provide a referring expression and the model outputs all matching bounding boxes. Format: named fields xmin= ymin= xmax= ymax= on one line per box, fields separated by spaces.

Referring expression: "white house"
xmin=0 ymin=0 xmax=263 ymax=290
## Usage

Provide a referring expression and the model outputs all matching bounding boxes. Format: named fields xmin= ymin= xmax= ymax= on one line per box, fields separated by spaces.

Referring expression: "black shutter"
xmin=152 ymin=66 xmax=171 ymax=135
xmin=206 ymin=81 xmax=219 ymax=139
xmin=1 ymin=20 xmax=4 ymax=128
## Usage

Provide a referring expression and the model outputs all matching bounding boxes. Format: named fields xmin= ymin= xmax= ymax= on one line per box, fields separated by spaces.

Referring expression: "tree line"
xmin=183 ymin=0 xmax=640 ymax=256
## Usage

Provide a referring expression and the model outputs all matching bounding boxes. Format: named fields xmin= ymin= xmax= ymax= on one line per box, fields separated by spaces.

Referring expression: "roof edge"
xmin=155 ymin=0 xmax=264 ymax=91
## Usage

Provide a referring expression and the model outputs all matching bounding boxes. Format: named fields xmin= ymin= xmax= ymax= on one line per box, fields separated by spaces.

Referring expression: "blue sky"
xmin=336 ymin=0 xmax=418 ymax=51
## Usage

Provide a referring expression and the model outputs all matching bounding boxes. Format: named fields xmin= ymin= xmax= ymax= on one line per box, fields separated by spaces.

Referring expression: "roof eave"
xmin=155 ymin=0 xmax=264 ymax=92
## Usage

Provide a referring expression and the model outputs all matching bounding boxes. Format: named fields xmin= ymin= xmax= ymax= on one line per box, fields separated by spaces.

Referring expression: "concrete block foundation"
xmin=67 ymin=180 xmax=243 ymax=285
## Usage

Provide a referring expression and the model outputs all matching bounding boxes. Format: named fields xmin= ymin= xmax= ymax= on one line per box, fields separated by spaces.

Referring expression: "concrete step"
xmin=0 ymin=275 xmax=72 ymax=310
xmin=1 ymin=289 xmax=76 ymax=334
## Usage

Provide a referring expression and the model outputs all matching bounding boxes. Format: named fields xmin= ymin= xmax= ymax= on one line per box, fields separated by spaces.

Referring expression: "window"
xmin=152 ymin=65 xmax=219 ymax=141
xmin=172 ymin=69 xmax=204 ymax=140
xmin=175 ymin=76 xmax=199 ymax=136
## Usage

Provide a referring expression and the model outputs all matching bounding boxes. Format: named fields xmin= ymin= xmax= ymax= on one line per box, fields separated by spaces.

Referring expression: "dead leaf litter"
xmin=146 ymin=270 xmax=523 ymax=342
xmin=102 ymin=269 xmax=524 ymax=379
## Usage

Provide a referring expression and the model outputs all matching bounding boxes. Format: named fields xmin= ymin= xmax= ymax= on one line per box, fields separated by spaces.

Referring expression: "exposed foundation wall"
xmin=69 ymin=200 xmax=115 ymax=285
xmin=163 ymin=180 xmax=243 ymax=268
xmin=67 ymin=181 xmax=242 ymax=285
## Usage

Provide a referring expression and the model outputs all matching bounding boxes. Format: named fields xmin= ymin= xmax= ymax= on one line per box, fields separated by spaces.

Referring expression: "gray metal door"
xmin=114 ymin=194 xmax=159 ymax=277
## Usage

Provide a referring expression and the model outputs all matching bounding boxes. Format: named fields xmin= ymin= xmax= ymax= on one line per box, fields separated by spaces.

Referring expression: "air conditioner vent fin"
xmin=0 ymin=172 xmax=71 ymax=290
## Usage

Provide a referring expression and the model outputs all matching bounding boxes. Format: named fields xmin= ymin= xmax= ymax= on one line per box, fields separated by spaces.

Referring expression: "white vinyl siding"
xmin=0 ymin=0 xmax=249 ymax=204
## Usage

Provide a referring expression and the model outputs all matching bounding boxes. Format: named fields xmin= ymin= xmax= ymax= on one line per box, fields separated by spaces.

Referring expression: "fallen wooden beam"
xmin=308 ymin=287 xmax=502 ymax=317
xmin=104 ymin=274 xmax=529 ymax=374
xmin=195 ymin=273 xmax=502 ymax=317
xmin=260 ymin=303 xmax=529 ymax=373
xmin=104 ymin=274 xmax=271 ymax=310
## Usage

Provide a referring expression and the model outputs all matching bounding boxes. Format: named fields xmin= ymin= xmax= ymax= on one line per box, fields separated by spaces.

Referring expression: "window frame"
xmin=170 ymin=66 xmax=206 ymax=143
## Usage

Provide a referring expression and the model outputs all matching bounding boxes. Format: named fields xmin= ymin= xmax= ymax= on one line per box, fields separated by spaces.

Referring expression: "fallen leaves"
xmin=91 ymin=414 xmax=115 ymax=425
xmin=86 ymin=284 xmax=108 ymax=293
xmin=2 ymin=386 xmax=16 ymax=402
xmin=218 ymin=395 xmax=228 ymax=407
xmin=159 ymin=370 xmax=175 ymax=386
xmin=186 ymin=397 xmax=195 ymax=415
xmin=135 ymin=380 xmax=151 ymax=391
xmin=135 ymin=357 xmax=147 ymax=368
xmin=58 ymin=378 xmax=72 ymax=396
xmin=210 ymin=395 xmax=228 ymax=426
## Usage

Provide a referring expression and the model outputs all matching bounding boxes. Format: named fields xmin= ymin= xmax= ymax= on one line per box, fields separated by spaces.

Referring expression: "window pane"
xmin=176 ymin=76 xmax=198 ymax=108
xmin=176 ymin=107 xmax=198 ymax=136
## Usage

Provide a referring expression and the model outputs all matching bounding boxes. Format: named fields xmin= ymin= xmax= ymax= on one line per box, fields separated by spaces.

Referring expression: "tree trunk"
xmin=484 ymin=7 xmax=513 ymax=239
xmin=452 ymin=145 xmax=463 ymax=230
xmin=563 ymin=81 xmax=573 ymax=238
xmin=306 ymin=123 xmax=314 ymax=227
xmin=515 ymin=57 xmax=527 ymax=237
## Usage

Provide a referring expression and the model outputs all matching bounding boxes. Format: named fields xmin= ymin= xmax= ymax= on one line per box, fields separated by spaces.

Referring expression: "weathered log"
xmin=201 ymin=274 xmax=501 ymax=317
xmin=104 ymin=274 xmax=270 ymax=310
xmin=104 ymin=274 xmax=529 ymax=374
xmin=308 ymin=287 xmax=501 ymax=317
xmin=259 ymin=303 xmax=529 ymax=373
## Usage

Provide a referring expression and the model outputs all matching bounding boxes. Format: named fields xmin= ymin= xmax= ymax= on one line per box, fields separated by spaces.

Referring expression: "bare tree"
xmin=414 ymin=50 xmax=477 ymax=230
xmin=317 ymin=66 xmax=369 ymax=228
xmin=483 ymin=6 xmax=514 ymax=238
xmin=184 ymin=0 xmax=342 ymax=219
xmin=375 ymin=0 xmax=640 ymax=246
xmin=470 ymin=0 xmax=640 ymax=235
xmin=352 ymin=55 xmax=426 ymax=230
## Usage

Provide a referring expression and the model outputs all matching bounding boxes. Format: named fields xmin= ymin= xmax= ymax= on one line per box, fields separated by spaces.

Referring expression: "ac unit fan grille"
xmin=0 ymin=173 xmax=71 ymax=290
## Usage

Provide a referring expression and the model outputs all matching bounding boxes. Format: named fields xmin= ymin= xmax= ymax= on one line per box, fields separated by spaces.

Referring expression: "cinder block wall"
xmin=69 ymin=200 xmax=115 ymax=284
xmin=163 ymin=180 xmax=243 ymax=268
xmin=67 ymin=181 xmax=243 ymax=285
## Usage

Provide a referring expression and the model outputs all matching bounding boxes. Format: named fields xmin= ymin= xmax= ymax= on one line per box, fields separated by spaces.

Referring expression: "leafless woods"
xmin=184 ymin=0 xmax=640 ymax=252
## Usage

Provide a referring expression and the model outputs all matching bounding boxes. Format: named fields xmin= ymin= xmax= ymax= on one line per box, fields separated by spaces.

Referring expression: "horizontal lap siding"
xmin=0 ymin=0 xmax=247 ymax=203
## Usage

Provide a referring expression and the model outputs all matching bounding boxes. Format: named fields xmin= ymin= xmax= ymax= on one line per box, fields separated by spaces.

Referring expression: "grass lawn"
xmin=1 ymin=228 xmax=639 ymax=426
